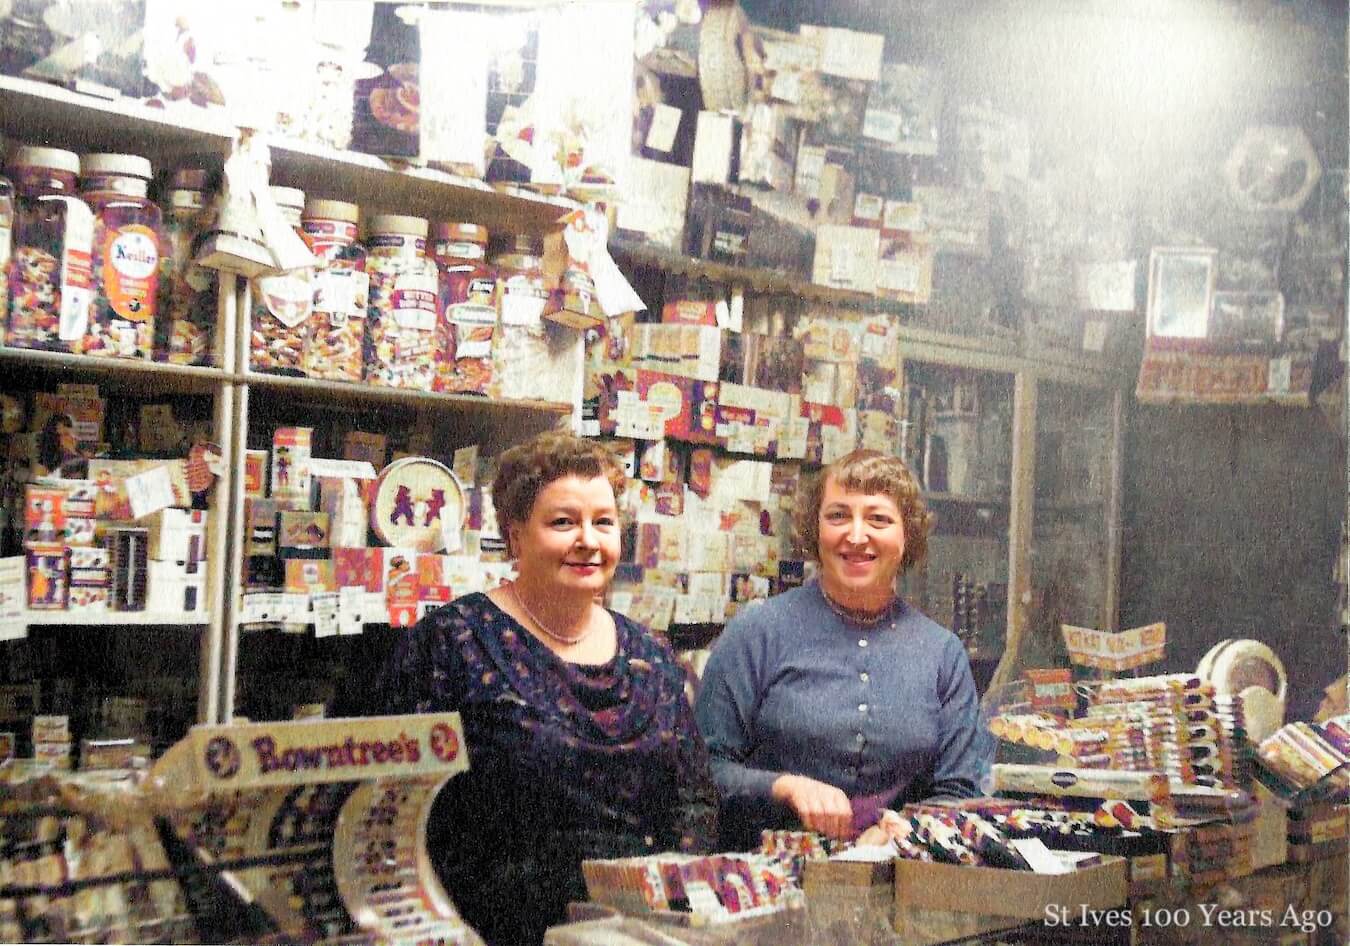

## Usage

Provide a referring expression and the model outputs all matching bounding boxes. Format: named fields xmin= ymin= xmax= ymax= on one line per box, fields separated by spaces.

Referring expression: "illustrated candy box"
xmin=271 ymin=427 xmax=313 ymax=502
xmin=350 ymin=2 xmax=418 ymax=158
xmin=2 ymin=0 xmax=151 ymax=99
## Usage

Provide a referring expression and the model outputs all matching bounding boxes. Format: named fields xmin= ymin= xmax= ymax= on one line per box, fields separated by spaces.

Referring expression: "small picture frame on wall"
xmin=1147 ymin=247 xmax=1218 ymax=340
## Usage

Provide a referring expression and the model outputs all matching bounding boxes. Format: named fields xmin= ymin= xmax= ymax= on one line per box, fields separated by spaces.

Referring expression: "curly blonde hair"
xmin=492 ymin=432 xmax=627 ymax=557
xmin=794 ymin=449 xmax=932 ymax=573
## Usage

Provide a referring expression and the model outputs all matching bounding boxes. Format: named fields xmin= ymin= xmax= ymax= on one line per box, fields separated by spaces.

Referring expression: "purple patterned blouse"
xmin=378 ymin=592 xmax=718 ymax=946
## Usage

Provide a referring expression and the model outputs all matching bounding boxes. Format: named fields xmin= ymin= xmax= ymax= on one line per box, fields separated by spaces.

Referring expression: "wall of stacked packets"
xmin=0 ymin=0 xmax=1121 ymax=766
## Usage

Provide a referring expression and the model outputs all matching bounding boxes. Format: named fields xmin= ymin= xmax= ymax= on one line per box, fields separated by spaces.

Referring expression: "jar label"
xmin=314 ymin=269 xmax=369 ymax=321
xmin=499 ymin=276 xmax=547 ymax=327
xmin=56 ymin=196 xmax=94 ymax=341
xmin=302 ymin=219 xmax=360 ymax=260
xmin=85 ymin=174 xmax=145 ymax=198
xmin=258 ymin=272 xmax=314 ymax=328
xmin=434 ymin=240 xmax=484 ymax=261
xmin=390 ymin=270 xmax=438 ymax=331
xmin=104 ymin=224 xmax=159 ymax=321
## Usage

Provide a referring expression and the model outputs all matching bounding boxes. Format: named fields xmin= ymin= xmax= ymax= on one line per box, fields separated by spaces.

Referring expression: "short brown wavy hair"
xmin=492 ymin=431 xmax=627 ymax=557
xmin=794 ymin=449 xmax=932 ymax=573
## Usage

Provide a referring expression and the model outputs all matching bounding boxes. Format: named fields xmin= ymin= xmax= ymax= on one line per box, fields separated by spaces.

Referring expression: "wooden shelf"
xmin=0 ymin=75 xmax=232 ymax=163
xmin=239 ymin=370 xmax=573 ymax=417
xmin=15 ymin=611 xmax=209 ymax=628
xmin=613 ymin=239 xmax=876 ymax=306
xmin=267 ymin=137 xmax=578 ymax=234
xmin=0 ymin=347 xmax=227 ymax=394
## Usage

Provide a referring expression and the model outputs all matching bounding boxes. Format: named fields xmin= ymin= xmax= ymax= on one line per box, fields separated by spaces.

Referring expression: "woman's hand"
xmin=771 ymin=774 xmax=853 ymax=839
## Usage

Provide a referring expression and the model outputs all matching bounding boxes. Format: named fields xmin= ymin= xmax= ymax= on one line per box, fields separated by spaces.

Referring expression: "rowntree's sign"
xmin=151 ymin=713 xmax=469 ymax=790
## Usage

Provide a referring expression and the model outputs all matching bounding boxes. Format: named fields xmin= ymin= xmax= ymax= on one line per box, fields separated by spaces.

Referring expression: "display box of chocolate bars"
xmin=144 ymin=508 xmax=207 ymax=564
xmin=107 ymin=527 xmax=149 ymax=611
xmin=146 ymin=559 xmax=206 ymax=613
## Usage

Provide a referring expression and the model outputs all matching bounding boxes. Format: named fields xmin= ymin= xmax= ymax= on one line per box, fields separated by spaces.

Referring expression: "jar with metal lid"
xmin=366 ymin=214 xmax=439 ymax=390
xmin=432 ymin=221 xmax=496 ymax=395
xmin=491 ymin=233 xmax=548 ymax=329
xmin=302 ymin=198 xmax=369 ymax=382
xmin=249 ymin=185 xmax=314 ymax=375
xmin=156 ymin=168 xmax=218 ymax=365
xmin=80 ymin=153 xmax=162 ymax=359
xmin=6 ymin=146 xmax=94 ymax=353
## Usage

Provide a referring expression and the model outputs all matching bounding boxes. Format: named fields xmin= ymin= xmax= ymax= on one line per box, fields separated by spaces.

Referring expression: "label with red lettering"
xmin=103 ymin=224 xmax=159 ymax=321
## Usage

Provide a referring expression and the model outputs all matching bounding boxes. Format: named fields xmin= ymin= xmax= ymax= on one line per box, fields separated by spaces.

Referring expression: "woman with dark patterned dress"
xmin=378 ymin=432 xmax=717 ymax=946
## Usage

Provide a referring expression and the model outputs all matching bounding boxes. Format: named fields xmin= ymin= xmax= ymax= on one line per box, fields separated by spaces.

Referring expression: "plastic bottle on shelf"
xmin=365 ymin=214 xmax=439 ymax=391
xmin=156 ymin=169 xmax=218 ymax=366
xmin=5 ymin=147 xmax=95 ymax=353
xmin=249 ymin=186 xmax=313 ymax=375
xmin=302 ymin=198 xmax=369 ymax=382
xmin=431 ymin=221 xmax=496 ymax=395
xmin=80 ymin=153 xmax=162 ymax=359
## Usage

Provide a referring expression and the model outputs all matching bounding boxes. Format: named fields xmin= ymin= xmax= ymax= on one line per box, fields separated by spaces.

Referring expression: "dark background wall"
xmin=1122 ymin=403 xmax=1345 ymax=722
xmin=735 ymin=0 xmax=1349 ymax=711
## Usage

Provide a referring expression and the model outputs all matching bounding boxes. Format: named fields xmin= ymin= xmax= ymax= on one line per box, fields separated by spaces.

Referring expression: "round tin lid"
xmin=11 ymin=146 xmax=81 ymax=176
xmin=82 ymin=152 xmax=153 ymax=180
xmin=370 ymin=457 xmax=466 ymax=553
xmin=433 ymin=221 xmax=489 ymax=244
xmin=368 ymin=213 xmax=429 ymax=238
xmin=304 ymin=198 xmax=360 ymax=223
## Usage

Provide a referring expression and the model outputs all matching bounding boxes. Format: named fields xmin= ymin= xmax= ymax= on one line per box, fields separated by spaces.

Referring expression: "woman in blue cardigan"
xmin=695 ymin=449 xmax=992 ymax=850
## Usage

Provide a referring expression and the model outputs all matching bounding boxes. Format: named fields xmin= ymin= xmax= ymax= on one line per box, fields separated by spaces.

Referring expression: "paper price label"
xmin=312 ymin=591 xmax=340 ymax=638
xmin=645 ymin=103 xmax=682 ymax=153
xmin=126 ymin=465 xmax=176 ymax=521
xmin=863 ymin=109 xmax=902 ymax=144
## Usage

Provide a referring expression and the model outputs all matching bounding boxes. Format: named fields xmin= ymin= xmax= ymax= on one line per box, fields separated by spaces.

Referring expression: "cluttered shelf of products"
xmin=0 ymin=76 xmax=583 ymax=236
xmin=613 ymin=238 xmax=1120 ymax=389
xmin=0 ymin=0 xmax=1119 ymax=768
xmin=0 ymin=669 xmax=1345 ymax=946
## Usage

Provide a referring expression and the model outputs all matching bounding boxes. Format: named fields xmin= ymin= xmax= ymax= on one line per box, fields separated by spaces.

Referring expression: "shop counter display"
xmin=0 ymin=713 xmax=481 ymax=945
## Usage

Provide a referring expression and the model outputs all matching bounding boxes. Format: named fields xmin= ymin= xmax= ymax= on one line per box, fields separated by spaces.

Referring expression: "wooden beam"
xmin=984 ymin=372 xmax=1037 ymax=703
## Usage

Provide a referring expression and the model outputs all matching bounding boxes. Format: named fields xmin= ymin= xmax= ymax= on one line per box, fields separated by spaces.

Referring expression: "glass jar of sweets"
xmin=6 ymin=147 xmax=94 ymax=352
xmin=432 ymin=222 xmax=496 ymax=395
xmin=302 ymin=198 xmax=369 ymax=382
xmin=249 ymin=185 xmax=313 ymax=375
xmin=366 ymin=214 xmax=439 ymax=390
xmin=157 ymin=168 xmax=217 ymax=365
xmin=81 ymin=153 xmax=162 ymax=359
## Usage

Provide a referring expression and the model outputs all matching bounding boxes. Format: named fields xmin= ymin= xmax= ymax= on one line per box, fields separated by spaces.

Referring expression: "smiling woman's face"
xmin=510 ymin=475 xmax=621 ymax=597
xmin=816 ymin=475 xmax=906 ymax=609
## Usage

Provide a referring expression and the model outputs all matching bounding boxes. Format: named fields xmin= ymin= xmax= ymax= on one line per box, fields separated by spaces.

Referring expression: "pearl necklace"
xmin=511 ymin=581 xmax=593 ymax=646
xmin=820 ymin=583 xmax=895 ymax=627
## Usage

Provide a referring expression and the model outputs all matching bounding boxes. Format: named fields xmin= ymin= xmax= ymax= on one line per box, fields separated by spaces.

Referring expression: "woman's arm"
xmin=921 ymin=636 xmax=991 ymax=801
xmin=669 ymin=684 xmax=720 ymax=853
xmin=694 ymin=618 xmax=853 ymax=840
xmin=693 ymin=621 xmax=782 ymax=805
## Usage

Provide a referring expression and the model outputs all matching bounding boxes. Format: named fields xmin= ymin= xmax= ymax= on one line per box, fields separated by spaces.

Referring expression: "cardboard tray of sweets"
xmin=1282 ymin=799 xmax=1347 ymax=863
xmin=893 ymin=857 xmax=1129 ymax=946
xmin=558 ymin=901 xmax=808 ymax=945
